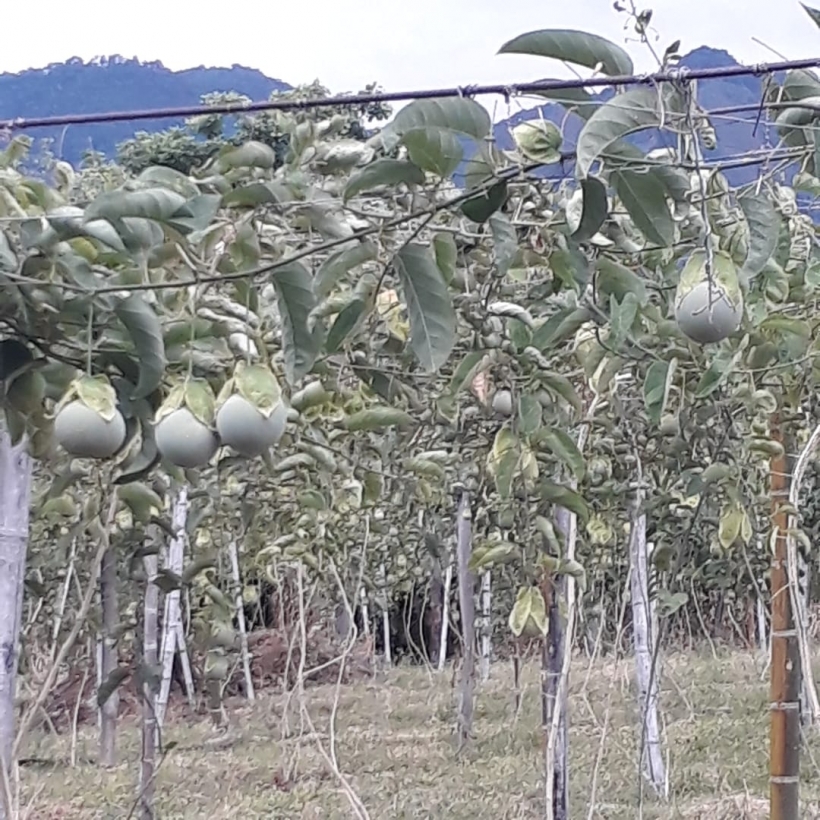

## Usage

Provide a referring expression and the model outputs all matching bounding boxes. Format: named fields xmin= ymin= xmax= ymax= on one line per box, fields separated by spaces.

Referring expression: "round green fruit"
xmin=492 ymin=390 xmax=513 ymax=416
xmin=215 ymin=395 xmax=288 ymax=457
xmin=155 ymin=408 xmax=218 ymax=468
xmin=674 ymin=250 xmax=743 ymax=344
xmin=675 ymin=280 xmax=743 ymax=343
xmin=54 ymin=400 xmax=126 ymax=459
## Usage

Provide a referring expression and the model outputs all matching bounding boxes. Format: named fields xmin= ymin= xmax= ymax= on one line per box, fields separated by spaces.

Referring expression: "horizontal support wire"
xmin=0 ymin=57 xmax=818 ymax=132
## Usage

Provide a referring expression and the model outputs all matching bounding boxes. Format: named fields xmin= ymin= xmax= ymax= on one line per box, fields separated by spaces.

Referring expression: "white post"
xmin=228 ymin=540 xmax=255 ymax=701
xmin=0 ymin=432 xmax=31 ymax=800
xmin=157 ymin=487 xmax=194 ymax=728
xmin=629 ymin=509 xmax=667 ymax=797
xmin=479 ymin=570 xmax=492 ymax=682
xmin=437 ymin=563 xmax=452 ymax=672
xmin=380 ymin=563 xmax=391 ymax=666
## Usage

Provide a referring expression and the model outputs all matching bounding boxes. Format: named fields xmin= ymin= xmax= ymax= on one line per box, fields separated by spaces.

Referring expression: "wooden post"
xmin=770 ymin=420 xmax=801 ymax=819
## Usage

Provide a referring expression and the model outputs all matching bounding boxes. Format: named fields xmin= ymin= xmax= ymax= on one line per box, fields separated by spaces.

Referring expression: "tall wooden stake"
xmin=770 ymin=420 xmax=801 ymax=819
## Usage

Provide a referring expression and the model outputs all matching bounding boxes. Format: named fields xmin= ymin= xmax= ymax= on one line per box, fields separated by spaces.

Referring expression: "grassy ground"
xmin=15 ymin=649 xmax=820 ymax=819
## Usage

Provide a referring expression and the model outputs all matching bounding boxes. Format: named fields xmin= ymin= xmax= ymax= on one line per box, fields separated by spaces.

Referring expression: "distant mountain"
xmin=0 ymin=56 xmax=291 ymax=166
xmin=488 ymin=47 xmax=786 ymax=189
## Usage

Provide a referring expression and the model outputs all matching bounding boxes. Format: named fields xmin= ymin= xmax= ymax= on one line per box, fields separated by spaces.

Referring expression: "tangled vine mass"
xmin=2 ymin=18 xmax=820 ymax=814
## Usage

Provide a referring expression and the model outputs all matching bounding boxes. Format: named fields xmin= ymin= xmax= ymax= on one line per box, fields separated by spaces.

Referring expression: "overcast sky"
xmin=3 ymin=1 xmax=819 ymax=119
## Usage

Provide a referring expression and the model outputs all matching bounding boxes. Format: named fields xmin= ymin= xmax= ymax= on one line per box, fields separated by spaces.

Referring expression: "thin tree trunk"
xmin=98 ymin=542 xmax=118 ymax=768
xmin=455 ymin=491 xmax=475 ymax=750
xmin=770 ymin=421 xmax=800 ymax=819
xmin=629 ymin=507 xmax=667 ymax=797
xmin=438 ymin=563 xmax=453 ymax=673
xmin=228 ymin=540 xmax=254 ymax=701
xmin=0 ymin=432 xmax=31 ymax=802
xmin=138 ymin=554 xmax=159 ymax=820
xmin=479 ymin=570 xmax=492 ymax=682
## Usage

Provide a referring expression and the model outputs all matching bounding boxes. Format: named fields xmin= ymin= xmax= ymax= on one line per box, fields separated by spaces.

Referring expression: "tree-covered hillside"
xmin=0 ymin=55 xmax=291 ymax=166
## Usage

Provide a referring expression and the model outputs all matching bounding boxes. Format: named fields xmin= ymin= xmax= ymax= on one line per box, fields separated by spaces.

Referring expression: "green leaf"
xmin=759 ymin=315 xmax=811 ymax=338
xmin=270 ymin=262 xmax=324 ymax=384
xmin=643 ymin=359 xmax=672 ymax=425
xmin=325 ymin=298 xmax=367 ymax=353
xmin=612 ymin=169 xmax=675 ymax=247
xmin=214 ymin=141 xmax=277 ymax=172
xmin=517 ymin=394 xmax=543 ymax=436
xmin=489 ymin=213 xmax=518 ymax=276
xmin=596 ymin=256 xmax=648 ymax=306
xmin=84 ymin=188 xmax=187 ymax=224
xmin=0 ymin=231 xmax=16 ymax=271
xmin=531 ymin=307 xmax=591 ymax=351
xmin=570 ymin=177 xmax=608 ymax=242
xmin=460 ymin=181 xmax=508 ymax=223
xmin=234 ymin=364 xmax=282 ymax=415
xmin=498 ymin=29 xmax=633 ymax=77
xmin=446 ymin=350 xmax=486 ymax=396
xmin=534 ymin=370 xmax=582 ymax=414
xmin=343 ymin=406 xmax=415 ymax=431
xmin=608 ymin=292 xmax=639 ymax=350
xmin=315 ymin=240 xmax=377 ymax=298
xmin=536 ymin=428 xmax=586 ymax=481
xmin=343 ymin=159 xmax=425 ymax=202
xmin=550 ymin=247 xmax=591 ymax=291
xmin=737 ymin=192 xmax=780 ymax=281
xmin=393 ymin=98 xmax=491 ymax=141
xmin=694 ymin=358 xmax=735 ymax=398
xmin=114 ymin=295 xmax=166 ymax=400
xmin=576 ymin=87 xmax=681 ymax=178
xmin=392 ymin=243 xmax=456 ymax=372
xmin=401 ymin=127 xmax=463 ymax=178
xmin=538 ymin=480 xmax=590 ymax=523
xmin=802 ymin=2 xmax=820 ymax=28
xmin=222 ymin=181 xmax=295 ymax=208
xmin=530 ymin=85 xmax=598 ymax=120
xmin=487 ymin=427 xmax=519 ymax=499
xmin=166 ymin=194 xmax=221 ymax=234
xmin=117 ymin=482 xmax=164 ymax=523
xmin=508 ymin=586 xmax=548 ymax=637
xmin=137 ymin=165 xmax=200 ymax=198
xmin=433 ymin=232 xmax=457 ymax=284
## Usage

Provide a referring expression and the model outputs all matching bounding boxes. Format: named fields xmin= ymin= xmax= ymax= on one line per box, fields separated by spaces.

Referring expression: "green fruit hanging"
xmin=53 ymin=374 xmax=126 ymax=459
xmin=214 ymin=362 xmax=287 ymax=458
xmin=154 ymin=380 xmax=219 ymax=469
xmin=674 ymin=249 xmax=743 ymax=344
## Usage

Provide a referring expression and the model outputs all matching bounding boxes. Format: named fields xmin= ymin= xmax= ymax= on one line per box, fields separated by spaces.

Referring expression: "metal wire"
xmin=1 ymin=57 xmax=818 ymax=132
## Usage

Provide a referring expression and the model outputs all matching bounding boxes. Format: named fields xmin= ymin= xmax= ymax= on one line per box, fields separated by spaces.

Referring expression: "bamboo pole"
xmin=769 ymin=421 xmax=801 ymax=820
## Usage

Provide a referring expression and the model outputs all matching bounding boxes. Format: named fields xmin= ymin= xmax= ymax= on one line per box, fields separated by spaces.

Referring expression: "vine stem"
xmin=12 ymin=487 xmax=119 ymax=758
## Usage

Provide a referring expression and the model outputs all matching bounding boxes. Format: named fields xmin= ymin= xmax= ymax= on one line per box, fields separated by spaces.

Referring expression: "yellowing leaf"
xmin=487 ymin=426 xmax=520 ymax=499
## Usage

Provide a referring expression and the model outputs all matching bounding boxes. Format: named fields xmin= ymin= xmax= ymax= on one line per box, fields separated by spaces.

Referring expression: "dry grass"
xmin=15 ymin=649 xmax=820 ymax=819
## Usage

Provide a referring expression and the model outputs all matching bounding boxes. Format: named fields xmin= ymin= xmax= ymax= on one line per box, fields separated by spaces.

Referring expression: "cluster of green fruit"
xmin=53 ymin=363 xmax=287 ymax=468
